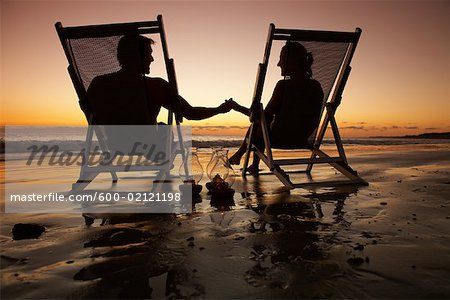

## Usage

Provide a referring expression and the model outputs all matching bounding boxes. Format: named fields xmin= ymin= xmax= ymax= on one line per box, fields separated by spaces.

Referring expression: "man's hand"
xmin=218 ymin=98 xmax=234 ymax=113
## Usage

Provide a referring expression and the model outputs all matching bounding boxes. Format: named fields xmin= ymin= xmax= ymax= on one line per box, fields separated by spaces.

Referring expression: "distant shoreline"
xmin=370 ymin=132 xmax=450 ymax=139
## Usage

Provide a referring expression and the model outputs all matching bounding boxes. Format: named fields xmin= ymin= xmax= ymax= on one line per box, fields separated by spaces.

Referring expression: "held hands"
xmin=218 ymin=98 xmax=250 ymax=116
xmin=218 ymin=98 xmax=236 ymax=113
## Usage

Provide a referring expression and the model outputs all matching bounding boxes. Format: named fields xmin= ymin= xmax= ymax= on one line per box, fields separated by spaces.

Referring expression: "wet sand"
xmin=1 ymin=145 xmax=450 ymax=299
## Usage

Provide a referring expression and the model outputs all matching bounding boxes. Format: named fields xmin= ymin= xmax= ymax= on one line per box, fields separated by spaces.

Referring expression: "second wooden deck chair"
xmin=242 ymin=24 xmax=368 ymax=189
xmin=55 ymin=15 xmax=187 ymax=192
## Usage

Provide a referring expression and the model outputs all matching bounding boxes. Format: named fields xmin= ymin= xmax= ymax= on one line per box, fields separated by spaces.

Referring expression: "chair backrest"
xmin=55 ymin=16 xmax=180 ymax=125
xmin=254 ymin=25 xmax=361 ymax=148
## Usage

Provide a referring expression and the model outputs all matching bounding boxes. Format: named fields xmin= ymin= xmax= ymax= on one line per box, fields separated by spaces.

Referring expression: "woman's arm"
xmin=227 ymin=82 xmax=284 ymax=120
xmin=151 ymin=78 xmax=233 ymax=121
xmin=231 ymin=101 xmax=251 ymax=116
xmin=178 ymin=97 xmax=233 ymax=120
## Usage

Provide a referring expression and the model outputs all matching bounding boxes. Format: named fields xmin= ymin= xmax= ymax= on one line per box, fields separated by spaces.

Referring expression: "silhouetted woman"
xmin=229 ymin=41 xmax=324 ymax=174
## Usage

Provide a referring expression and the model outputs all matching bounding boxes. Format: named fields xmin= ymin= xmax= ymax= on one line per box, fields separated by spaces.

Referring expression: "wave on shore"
xmin=2 ymin=137 xmax=450 ymax=153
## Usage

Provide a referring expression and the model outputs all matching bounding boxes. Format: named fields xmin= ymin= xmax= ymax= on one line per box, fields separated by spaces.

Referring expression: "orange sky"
xmin=1 ymin=1 xmax=449 ymax=137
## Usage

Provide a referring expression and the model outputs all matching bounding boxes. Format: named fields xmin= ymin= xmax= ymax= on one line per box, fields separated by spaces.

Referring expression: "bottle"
xmin=179 ymin=147 xmax=203 ymax=184
xmin=206 ymin=146 xmax=222 ymax=181
xmin=209 ymin=149 xmax=235 ymax=188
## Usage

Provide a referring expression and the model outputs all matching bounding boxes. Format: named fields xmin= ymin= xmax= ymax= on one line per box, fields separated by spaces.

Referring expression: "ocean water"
xmin=1 ymin=125 xmax=449 ymax=153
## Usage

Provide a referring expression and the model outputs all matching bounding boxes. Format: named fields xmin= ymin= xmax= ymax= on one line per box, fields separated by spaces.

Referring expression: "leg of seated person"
xmin=229 ymin=121 xmax=264 ymax=165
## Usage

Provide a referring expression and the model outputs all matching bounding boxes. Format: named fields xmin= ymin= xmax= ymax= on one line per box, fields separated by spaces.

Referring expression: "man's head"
xmin=117 ymin=35 xmax=155 ymax=74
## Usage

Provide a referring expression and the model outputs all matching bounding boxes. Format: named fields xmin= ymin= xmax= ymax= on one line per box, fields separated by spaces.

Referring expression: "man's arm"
xmin=148 ymin=77 xmax=232 ymax=121
xmin=179 ymin=97 xmax=233 ymax=120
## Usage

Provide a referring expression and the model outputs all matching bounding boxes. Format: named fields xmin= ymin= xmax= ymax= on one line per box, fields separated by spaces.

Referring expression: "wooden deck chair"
xmin=242 ymin=24 xmax=368 ymax=189
xmin=55 ymin=15 xmax=187 ymax=192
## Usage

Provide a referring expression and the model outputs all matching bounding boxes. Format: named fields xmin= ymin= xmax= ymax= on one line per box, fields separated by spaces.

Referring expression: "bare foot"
xmin=247 ymin=164 xmax=260 ymax=176
xmin=229 ymin=151 xmax=244 ymax=165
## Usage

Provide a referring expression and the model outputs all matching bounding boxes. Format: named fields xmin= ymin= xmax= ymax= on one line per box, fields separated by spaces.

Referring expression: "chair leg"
xmin=273 ymin=166 xmax=294 ymax=189
xmin=111 ymin=172 xmax=118 ymax=183
xmin=242 ymin=123 xmax=255 ymax=179
xmin=71 ymin=172 xmax=99 ymax=193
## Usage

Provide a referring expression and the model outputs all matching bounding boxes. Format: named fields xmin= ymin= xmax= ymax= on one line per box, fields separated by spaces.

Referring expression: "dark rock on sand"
xmin=12 ymin=223 xmax=45 ymax=240
xmin=83 ymin=214 xmax=95 ymax=226
xmin=84 ymin=228 xmax=146 ymax=247
xmin=347 ymin=257 xmax=365 ymax=266
xmin=73 ymin=267 xmax=97 ymax=281
xmin=361 ymin=231 xmax=374 ymax=238
xmin=354 ymin=244 xmax=365 ymax=251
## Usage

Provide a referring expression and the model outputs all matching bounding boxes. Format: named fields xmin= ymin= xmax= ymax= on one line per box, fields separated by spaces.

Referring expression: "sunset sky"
xmin=1 ymin=1 xmax=449 ymax=137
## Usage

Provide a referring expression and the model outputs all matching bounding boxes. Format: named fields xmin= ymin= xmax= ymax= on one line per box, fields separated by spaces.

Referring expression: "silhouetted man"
xmin=87 ymin=35 xmax=232 ymax=125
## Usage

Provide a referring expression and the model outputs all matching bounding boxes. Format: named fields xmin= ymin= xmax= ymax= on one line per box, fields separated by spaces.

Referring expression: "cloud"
xmin=377 ymin=125 xmax=419 ymax=131
xmin=341 ymin=121 xmax=367 ymax=125
xmin=341 ymin=126 xmax=367 ymax=130
xmin=193 ymin=125 xmax=248 ymax=130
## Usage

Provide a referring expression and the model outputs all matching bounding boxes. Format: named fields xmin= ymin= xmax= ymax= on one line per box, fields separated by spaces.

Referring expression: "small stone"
xmin=83 ymin=215 xmax=95 ymax=226
xmin=14 ymin=273 xmax=19 ymax=277
xmin=362 ymin=232 xmax=373 ymax=238
xmin=66 ymin=260 xmax=74 ymax=264
xmin=186 ymin=236 xmax=194 ymax=241
xmin=12 ymin=224 xmax=45 ymax=240
xmin=353 ymin=244 xmax=364 ymax=251
xmin=380 ymin=202 xmax=388 ymax=205
xmin=347 ymin=257 xmax=364 ymax=266
xmin=397 ymin=180 xmax=402 ymax=183
xmin=372 ymin=240 xmax=378 ymax=244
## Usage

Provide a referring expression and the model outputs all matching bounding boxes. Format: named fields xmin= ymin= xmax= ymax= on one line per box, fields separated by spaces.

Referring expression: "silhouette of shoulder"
xmin=144 ymin=77 xmax=171 ymax=107
xmin=87 ymin=72 xmax=153 ymax=124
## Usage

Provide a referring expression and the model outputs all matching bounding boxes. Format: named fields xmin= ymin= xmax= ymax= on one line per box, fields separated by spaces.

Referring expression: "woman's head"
xmin=277 ymin=41 xmax=313 ymax=78
xmin=117 ymin=35 xmax=155 ymax=74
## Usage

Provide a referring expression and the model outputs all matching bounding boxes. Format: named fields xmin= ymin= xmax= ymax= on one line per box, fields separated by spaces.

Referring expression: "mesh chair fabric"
xmin=270 ymin=40 xmax=351 ymax=148
xmin=67 ymin=35 xmax=151 ymax=124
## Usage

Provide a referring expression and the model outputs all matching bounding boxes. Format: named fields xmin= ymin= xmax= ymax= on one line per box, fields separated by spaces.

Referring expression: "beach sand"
xmin=1 ymin=144 xmax=450 ymax=299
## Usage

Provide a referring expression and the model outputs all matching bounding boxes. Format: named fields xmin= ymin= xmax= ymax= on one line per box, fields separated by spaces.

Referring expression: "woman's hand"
xmin=228 ymin=99 xmax=251 ymax=116
xmin=218 ymin=98 xmax=234 ymax=113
